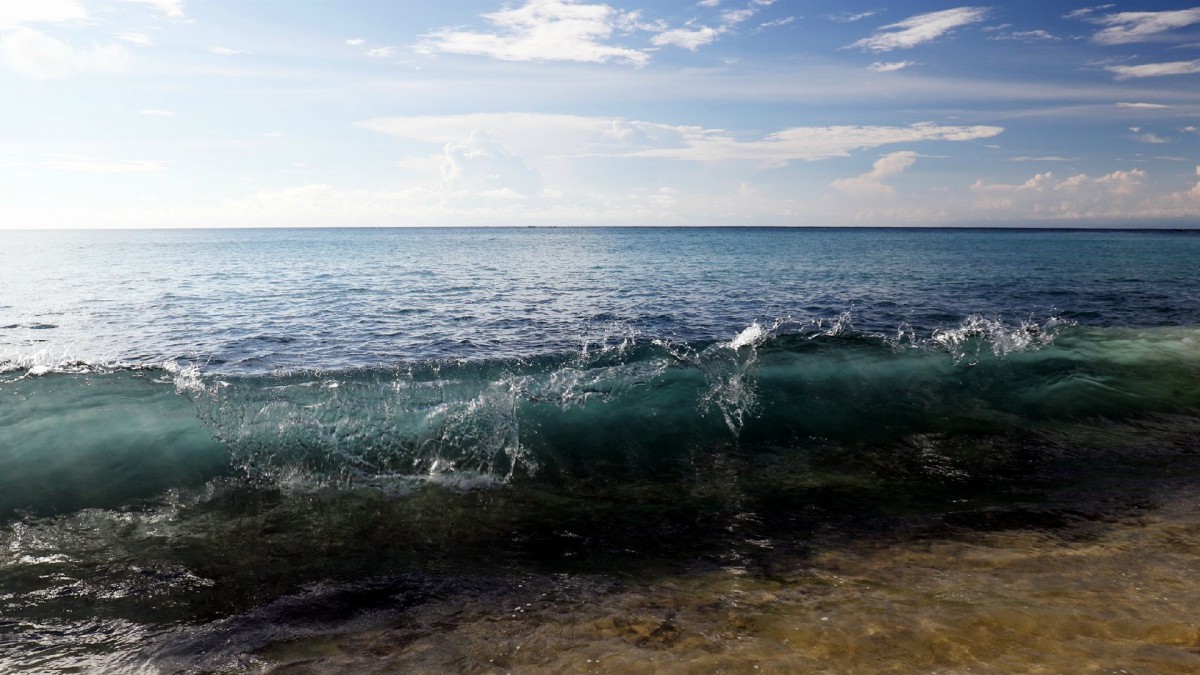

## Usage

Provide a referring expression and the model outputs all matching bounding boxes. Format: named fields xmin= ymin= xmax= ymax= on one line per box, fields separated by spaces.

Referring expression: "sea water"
xmin=2 ymin=227 xmax=1199 ymax=672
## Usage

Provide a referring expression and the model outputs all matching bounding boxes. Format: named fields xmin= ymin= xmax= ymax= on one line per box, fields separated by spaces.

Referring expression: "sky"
xmin=1 ymin=0 xmax=1199 ymax=228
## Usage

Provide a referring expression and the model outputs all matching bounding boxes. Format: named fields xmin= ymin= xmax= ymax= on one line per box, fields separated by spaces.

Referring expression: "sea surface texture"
xmin=2 ymin=227 xmax=1200 ymax=672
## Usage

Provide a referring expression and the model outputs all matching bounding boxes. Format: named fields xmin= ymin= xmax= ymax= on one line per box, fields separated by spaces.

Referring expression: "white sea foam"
xmin=701 ymin=320 xmax=784 ymax=436
xmin=729 ymin=322 xmax=767 ymax=350
xmin=579 ymin=320 xmax=641 ymax=357
xmin=818 ymin=310 xmax=855 ymax=337
xmin=165 ymin=361 xmax=209 ymax=395
xmin=931 ymin=314 xmax=1066 ymax=364
xmin=0 ymin=343 xmax=101 ymax=376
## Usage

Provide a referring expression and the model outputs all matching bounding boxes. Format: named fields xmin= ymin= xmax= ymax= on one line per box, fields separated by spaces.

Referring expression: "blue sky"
xmin=2 ymin=0 xmax=1199 ymax=227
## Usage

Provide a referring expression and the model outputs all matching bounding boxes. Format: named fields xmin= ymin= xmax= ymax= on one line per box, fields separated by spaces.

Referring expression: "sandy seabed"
xmin=251 ymin=481 xmax=1200 ymax=674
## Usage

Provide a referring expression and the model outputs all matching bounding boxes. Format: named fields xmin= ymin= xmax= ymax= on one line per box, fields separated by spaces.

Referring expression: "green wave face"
xmin=3 ymin=324 xmax=1198 ymax=516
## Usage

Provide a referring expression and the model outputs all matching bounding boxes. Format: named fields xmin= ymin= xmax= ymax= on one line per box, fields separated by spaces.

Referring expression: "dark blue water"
xmin=3 ymin=227 xmax=1197 ymax=373
xmin=2 ymin=227 xmax=1199 ymax=672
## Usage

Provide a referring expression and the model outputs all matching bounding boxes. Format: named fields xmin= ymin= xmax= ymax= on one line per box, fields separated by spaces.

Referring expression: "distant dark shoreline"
xmin=7 ymin=224 xmax=1200 ymax=233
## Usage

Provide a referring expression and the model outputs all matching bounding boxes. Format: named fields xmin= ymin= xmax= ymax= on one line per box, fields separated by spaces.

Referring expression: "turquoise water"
xmin=2 ymin=227 xmax=1200 ymax=671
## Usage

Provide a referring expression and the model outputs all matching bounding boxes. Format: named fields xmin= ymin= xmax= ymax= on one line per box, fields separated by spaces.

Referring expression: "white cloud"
xmin=366 ymin=46 xmax=400 ymax=58
xmin=0 ymin=0 xmax=87 ymax=28
xmin=831 ymin=150 xmax=918 ymax=197
xmin=969 ymin=166 xmax=1200 ymax=220
xmin=139 ymin=109 xmax=173 ymax=116
xmin=850 ymin=7 xmax=988 ymax=52
xmin=115 ymin=32 xmax=154 ymax=46
xmin=346 ymin=38 xmax=365 ymax=46
xmin=1116 ymin=101 xmax=1171 ymax=109
xmin=417 ymin=0 xmax=779 ymax=61
xmin=1091 ymin=9 xmax=1200 ymax=45
xmin=418 ymin=0 xmax=650 ymax=66
xmin=1133 ymin=132 xmax=1168 ymax=144
xmin=971 ymin=168 xmax=1149 ymax=217
xmin=1008 ymin=156 xmax=1071 ymax=162
xmin=115 ymin=0 xmax=185 ymax=20
xmin=758 ymin=17 xmax=795 ymax=30
xmin=40 ymin=155 xmax=164 ymax=173
xmin=869 ymin=60 xmax=915 ymax=72
xmin=651 ymin=25 xmax=722 ymax=51
xmin=629 ymin=122 xmax=1002 ymax=164
xmin=360 ymin=113 xmax=1003 ymax=167
xmin=1107 ymin=59 xmax=1200 ymax=79
xmin=720 ymin=9 xmax=754 ymax=25
xmin=991 ymin=29 xmax=1059 ymax=42
xmin=828 ymin=11 xmax=877 ymax=23
xmin=360 ymin=113 xmax=645 ymax=159
xmin=0 ymin=27 xmax=130 ymax=79
xmin=208 ymin=46 xmax=246 ymax=56
xmin=441 ymin=131 xmax=542 ymax=197
xmin=1064 ymin=5 xmax=1114 ymax=20
xmin=650 ymin=0 xmax=778 ymax=51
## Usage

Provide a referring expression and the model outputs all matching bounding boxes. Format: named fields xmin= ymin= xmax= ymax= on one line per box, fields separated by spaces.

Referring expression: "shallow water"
xmin=2 ymin=227 xmax=1199 ymax=671
xmin=254 ymin=484 xmax=1200 ymax=675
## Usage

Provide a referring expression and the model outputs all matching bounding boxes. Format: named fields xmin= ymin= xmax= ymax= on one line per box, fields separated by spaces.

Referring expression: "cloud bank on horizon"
xmin=2 ymin=0 xmax=1199 ymax=228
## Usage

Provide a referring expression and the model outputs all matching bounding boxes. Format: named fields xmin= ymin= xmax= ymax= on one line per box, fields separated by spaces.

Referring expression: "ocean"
xmin=2 ymin=227 xmax=1199 ymax=672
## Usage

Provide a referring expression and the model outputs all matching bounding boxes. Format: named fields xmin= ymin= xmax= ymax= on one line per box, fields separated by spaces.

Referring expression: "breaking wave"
xmin=2 ymin=317 xmax=1199 ymax=515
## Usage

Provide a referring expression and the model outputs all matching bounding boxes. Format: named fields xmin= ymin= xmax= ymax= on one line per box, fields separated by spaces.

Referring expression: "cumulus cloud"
xmin=417 ymin=0 xmax=783 ymax=62
xmin=417 ymin=0 xmax=650 ymax=66
xmin=0 ymin=0 xmax=87 ymax=28
xmin=972 ymin=166 xmax=1200 ymax=220
xmin=1184 ymin=169 xmax=1200 ymax=200
xmin=651 ymin=24 xmax=722 ymax=51
xmin=850 ymin=7 xmax=988 ymax=52
xmin=647 ymin=1 xmax=777 ymax=52
xmin=831 ymin=151 xmax=918 ymax=197
xmin=440 ymin=131 xmax=542 ymax=197
xmin=0 ymin=27 xmax=130 ymax=79
xmin=208 ymin=46 xmax=246 ymax=56
xmin=346 ymin=38 xmax=365 ymax=46
xmin=1107 ymin=59 xmax=1200 ymax=79
xmin=1090 ymin=8 xmax=1200 ymax=45
xmin=360 ymin=113 xmax=1003 ymax=167
xmin=971 ymin=168 xmax=1149 ymax=217
xmin=720 ymin=9 xmax=755 ymax=25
